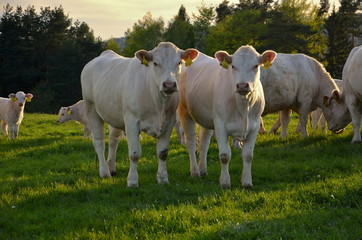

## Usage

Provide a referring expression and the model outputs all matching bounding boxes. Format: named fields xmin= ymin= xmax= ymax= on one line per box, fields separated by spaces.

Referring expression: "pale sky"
xmin=1 ymin=0 xmax=341 ymax=40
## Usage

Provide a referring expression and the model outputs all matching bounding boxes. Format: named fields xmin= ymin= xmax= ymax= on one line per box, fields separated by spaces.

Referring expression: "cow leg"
xmin=241 ymin=124 xmax=259 ymax=189
xmin=1 ymin=120 xmax=8 ymax=137
xmin=107 ymin=127 xmax=123 ymax=176
xmin=85 ymin=102 xmax=110 ymax=178
xmin=124 ymin=121 xmax=142 ymax=187
xmin=298 ymin=108 xmax=310 ymax=137
xmin=175 ymin=112 xmax=185 ymax=145
xmin=347 ymin=101 xmax=362 ymax=143
xmin=156 ymin=121 xmax=175 ymax=184
xmin=279 ymin=109 xmax=291 ymax=138
xmin=178 ymin=109 xmax=200 ymax=177
xmin=198 ymin=127 xmax=213 ymax=176
xmin=214 ymin=126 xmax=231 ymax=189
xmin=269 ymin=112 xmax=281 ymax=134
xmin=259 ymin=117 xmax=266 ymax=134
xmin=311 ymin=109 xmax=323 ymax=130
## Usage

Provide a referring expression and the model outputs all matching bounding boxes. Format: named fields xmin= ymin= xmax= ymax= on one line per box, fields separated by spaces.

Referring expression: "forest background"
xmin=0 ymin=0 xmax=361 ymax=113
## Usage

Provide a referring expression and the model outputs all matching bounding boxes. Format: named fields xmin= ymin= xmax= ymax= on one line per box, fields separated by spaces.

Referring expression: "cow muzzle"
xmin=236 ymin=82 xmax=251 ymax=95
xmin=162 ymin=81 xmax=177 ymax=94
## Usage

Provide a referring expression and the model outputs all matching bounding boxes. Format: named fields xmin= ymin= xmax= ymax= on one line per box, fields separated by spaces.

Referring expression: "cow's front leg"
xmin=349 ymin=106 xmax=362 ymax=143
xmin=125 ymin=121 xmax=142 ymax=187
xmin=240 ymin=124 xmax=259 ymax=188
xmin=107 ymin=127 xmax=123 ymax=176
xmin=156 ymin=122 xmax=174 ymax=184
xmin=1 ymin=121 xmax=8 ymax=137
xmin=298 ymin=107 xmax=310 ymax=137
xmin=215 ymin=126 xmax=231 ymax=189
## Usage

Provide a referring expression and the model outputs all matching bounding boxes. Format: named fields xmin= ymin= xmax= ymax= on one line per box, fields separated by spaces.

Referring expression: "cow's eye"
xmin=178 ymin=61 xmax=182 ymax=65
xmin=154 ymin=62 xmax=159 ymax=67
xmin=232 ymin=65 xmax=236 ymax=70
xmin=253 ymin=65 xmax=258 ymax=70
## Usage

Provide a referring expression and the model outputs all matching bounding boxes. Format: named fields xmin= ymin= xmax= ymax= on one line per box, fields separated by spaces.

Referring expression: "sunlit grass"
xmin=0 ymin=113 xmax=361 ymax=239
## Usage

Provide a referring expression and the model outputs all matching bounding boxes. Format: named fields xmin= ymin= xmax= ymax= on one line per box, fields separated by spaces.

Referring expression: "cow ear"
xmin=323 ymin=96 xmax=330 ymax=107
xmin=26 ymin=93 xmax=33 ymax=102
xmin=181 ymin=49 xmax=199 ymax=67
xmin=260 ymin=50 xmax=277 ymax=69
xmin=67 ymin=107 xmax=71 ymax=115
xmin=135 ymin=50 xmax=153 ymax=67
xmin=215 ymin=51 xmax=232 ymax=69
xmin=9 ymin=93 xmax=16 ymax=102
xmin=332 ymin=89 xmax=340 ymax=101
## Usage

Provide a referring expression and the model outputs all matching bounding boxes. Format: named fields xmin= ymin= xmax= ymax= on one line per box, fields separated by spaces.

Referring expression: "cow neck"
xmin=316 ymin=66 xmax=338 ymax=107
xmin=10 ymin=102 xmax=24 ymax=121
xmin=148 ymin=76 xmax=173 ymax=137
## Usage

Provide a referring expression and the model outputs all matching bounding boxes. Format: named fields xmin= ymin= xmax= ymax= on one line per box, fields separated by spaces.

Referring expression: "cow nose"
xmin=162 ymin=81 xmax=177 ymax=94
xmin=236 ymin=82 xmax=250 ymax=95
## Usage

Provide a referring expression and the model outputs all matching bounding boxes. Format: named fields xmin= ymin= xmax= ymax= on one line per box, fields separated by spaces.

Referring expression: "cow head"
xmin=57 ymin=107 xmax=72 ymax=123
xmin=323 ymin=89 xmax=351 ymax=133
xmin=9 ymin=91 xmax=33 ymax=107
xmin=215 ymin=46 xmax=276 ymax=96
xmin=136 ymin=42 xmax=198 ymax=96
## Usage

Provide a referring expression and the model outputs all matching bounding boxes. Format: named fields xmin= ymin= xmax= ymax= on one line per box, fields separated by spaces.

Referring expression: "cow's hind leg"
xmin=346 ymin=95 xmax=362 ymax=143
xmin=107 ymin=126 xmax=123 ymax=176
xmin=279 ymin=109 xmax=291 ymax=138
xmin=178 ymin=108 xmax=200 ymax=177
xmin=198 ymin=127 xmax=213 ymax=176
xmin=85 ymin=101 xmax=110 ymax=178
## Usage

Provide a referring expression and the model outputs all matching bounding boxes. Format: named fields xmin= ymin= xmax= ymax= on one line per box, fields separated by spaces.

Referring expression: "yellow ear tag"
xmin=67 ymin=109 xmax=71 ymax=115
xmin=142 ymin=55 xmax=149 ymax=67
xmin=26 ymin=97 xmax=31 ymax=102
xmin=185 ymin=55 xmax=193 ymax=67
xmin=11 ymin=97 xmax=16 ymax=102
xmin=221 ymin=58 xmax=229 ymax=69
xmin=263 ymin=60 xmax=271 ymax=69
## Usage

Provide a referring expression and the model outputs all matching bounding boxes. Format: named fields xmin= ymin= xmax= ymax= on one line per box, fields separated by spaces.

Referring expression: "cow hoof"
xmin=100 ymin=171 xmax=112 ymax=178
xmin=127 ymin=182 xmax=139 ymax=188
xmin=221 ymin=183 xmax=231 ymax=190
xmin=110 ymin=171 xmax=116 ymax=176
xmin=157 ymin=178 xmax=169 ymax=184
xmin=200 ymin=171 xmax=208 ymax=177
xmin=191 ymin=172 xmax=201 ymax=177
xmin=242 ymin=184 xmax=253 ymax=190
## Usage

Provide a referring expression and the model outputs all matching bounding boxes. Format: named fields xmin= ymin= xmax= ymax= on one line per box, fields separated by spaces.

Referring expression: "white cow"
xmin=260 ymin=53 xmax=344 ymax=138
xmin=311 ymin=79 xmax=343 ymax=132
xmin=178 ymin=46 xmax=276 ymax=189
xmin=81 ymin=42 xmax=198 ymax=187
xmin=331 ymin=46 xmax=362 ymax=143
xmin=265 ymin=79 xmax=344 ymax=134
xmin=0 ymin=91 xmax=33 ymax=139
xmin=57 ymin=100 xmax=91 ymax=138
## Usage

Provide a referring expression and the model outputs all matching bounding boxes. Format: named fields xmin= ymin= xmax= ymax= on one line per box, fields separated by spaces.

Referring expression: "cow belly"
xmin=188 ymin=106 xmax=214 ymax=129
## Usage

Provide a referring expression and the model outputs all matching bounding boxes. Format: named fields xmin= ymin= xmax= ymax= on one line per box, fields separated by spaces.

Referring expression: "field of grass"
xmin=0 ymin=113 xmax=361 ymax=240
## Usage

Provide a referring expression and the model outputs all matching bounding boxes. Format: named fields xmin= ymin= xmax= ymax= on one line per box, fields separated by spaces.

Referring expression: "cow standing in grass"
xmin=260 ymin=53 xmax=345 ymax=138
xmin=57 ymin=100 xmax=91 ymax=138
xmin=81 ymin=42 xmax=198 ymax=187
xmin=178 ymin=46 xmax=276 ymax=189
xmin=0 ymin=91 xmax=33 ymax=139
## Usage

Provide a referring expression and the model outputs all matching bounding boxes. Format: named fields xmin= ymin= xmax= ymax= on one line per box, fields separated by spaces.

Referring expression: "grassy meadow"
xmin=0 ymin=113 xmax=361 ymax=240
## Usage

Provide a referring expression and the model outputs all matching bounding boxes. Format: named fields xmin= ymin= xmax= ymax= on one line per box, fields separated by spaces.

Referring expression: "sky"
xmin=2 ymin=0 xmax=341 ymax=40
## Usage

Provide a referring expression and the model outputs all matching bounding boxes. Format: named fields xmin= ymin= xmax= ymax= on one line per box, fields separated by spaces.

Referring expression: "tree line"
xmin=0 ymin=0 xmax=361 ymax=113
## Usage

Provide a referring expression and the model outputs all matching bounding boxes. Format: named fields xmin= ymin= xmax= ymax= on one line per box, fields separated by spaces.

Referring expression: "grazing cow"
xmin=329 ymin=46 xmax=362 ymax=143
xmin=178 ymin=46 xmax=276 ymax=189
xmin=260 ymin=53 xmax=343 ymax=138
xmin=311 ymin=79 xmax=343 ymax=132
xmin=265 ymin=79 xmax=344 ymax=134
xmin=81 ymin=42 xmax=198 ymax=187
xmin=57 ymin=100 xmax=91 ymax=138
xmin=0 ymin=91 xmax=33 ymax=139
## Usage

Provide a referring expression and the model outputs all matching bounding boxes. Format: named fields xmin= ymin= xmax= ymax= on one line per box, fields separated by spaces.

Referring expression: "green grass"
xmin=0 ymin=113 xmax=361 ymax=240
